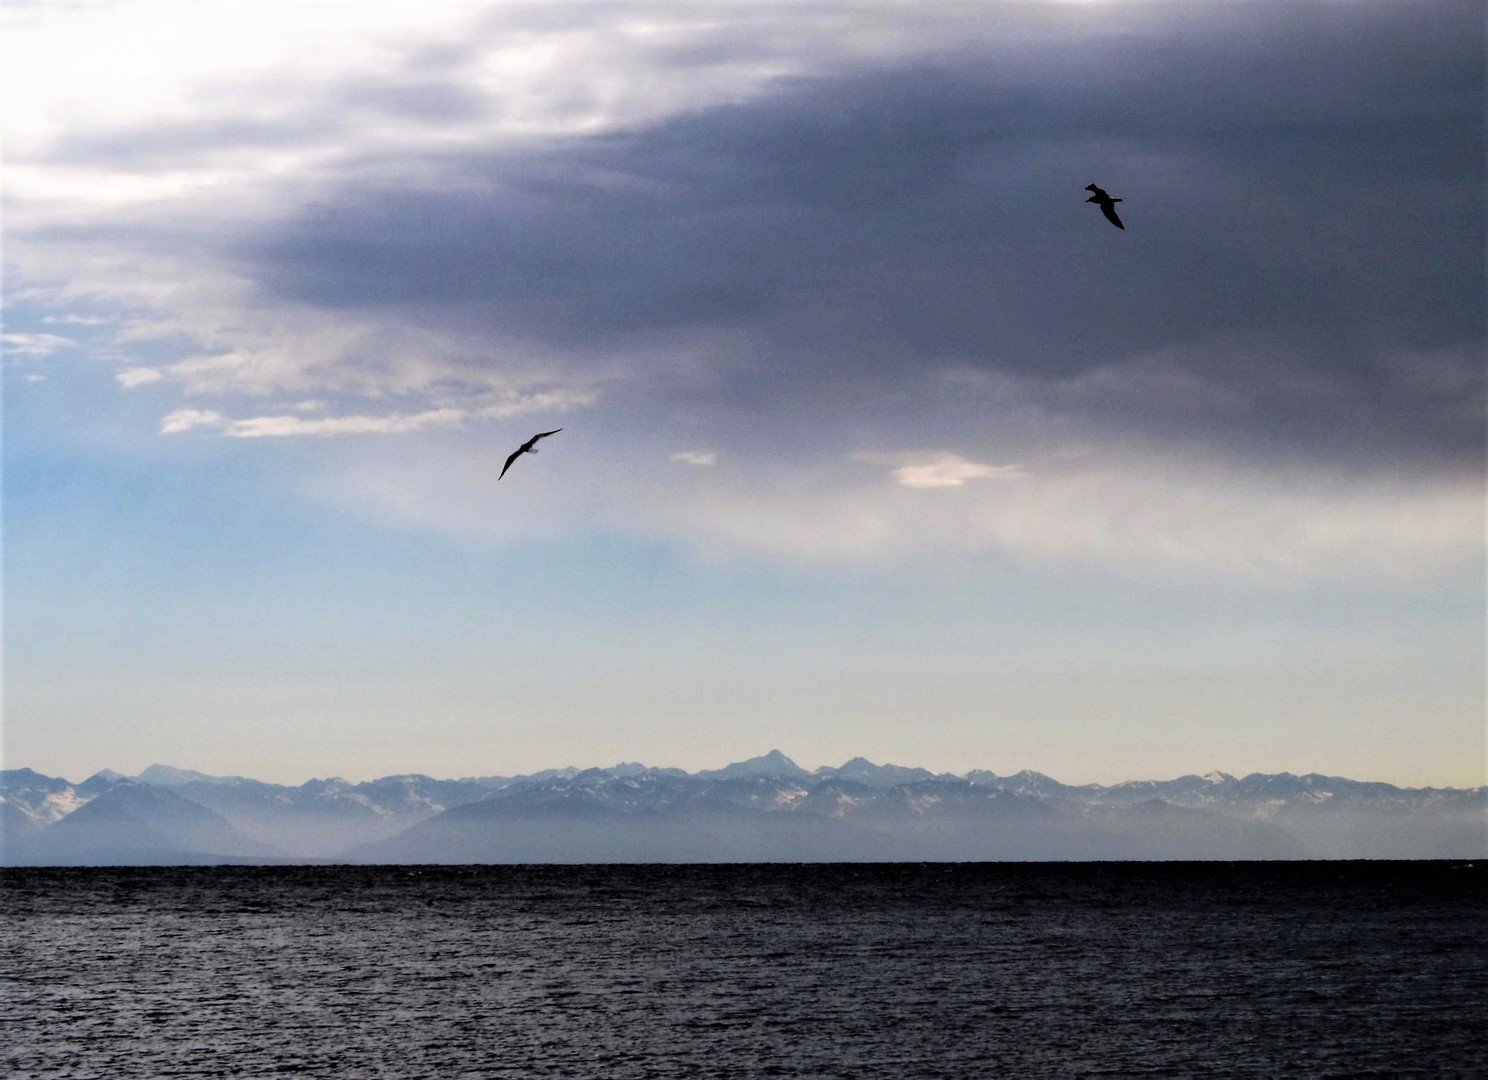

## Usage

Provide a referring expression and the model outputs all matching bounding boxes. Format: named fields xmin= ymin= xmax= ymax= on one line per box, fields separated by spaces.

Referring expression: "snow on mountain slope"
xmin=4 ymin=757 xmax=1482 ymax=864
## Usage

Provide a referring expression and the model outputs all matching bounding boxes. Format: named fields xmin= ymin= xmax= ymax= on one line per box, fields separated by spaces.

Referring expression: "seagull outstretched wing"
xmin=1100 ymin=202 xmax=1125 ymax=230
xmin=499 ymin=428 xmax=563 ymax=480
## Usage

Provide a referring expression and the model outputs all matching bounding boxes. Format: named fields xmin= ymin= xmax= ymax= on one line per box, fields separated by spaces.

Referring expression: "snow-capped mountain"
xmin=821 ymin=757 xmax=939 ymax=788
xmin=145 ymin=771 xmax=509 ymax=857
xmin=3 ymin=754 xmax=1483 ymax=865
xmin=700 ymin=749 xmax=816 ymax=782
xmin=5 ymin=781 xmax=273 ymax=865
xmin=0 ymin=766 xmax=507 ymax=861
xmin=0 ymin=768 xmax=90 ymax=828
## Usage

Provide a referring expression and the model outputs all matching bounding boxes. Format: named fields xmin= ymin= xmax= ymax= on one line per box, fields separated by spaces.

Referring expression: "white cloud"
xmin=874 ymin=452 xmax=1029 ymax=490
xmin=678 ymin=460 xmax=1480 ymax=584
xmin=22 ymin=373 xmax=46 ymax=383
xmin=151 ymin=301 xmax=471 ymax=397
xmin=314 ymin=436 xmax=1483 ymax=586
xmin=2 ymin=332 xmax=75 ymax=357
xmin=474 ymin=388 xmax=599 ymax=419
xmin=161 ymin=406 xmax=462 ymax=437
xmin=2 ymin=0 xmax=996 ymax=177
xmin=116 ymin=366 xmax=163 ymax=387
xmin=222 ymin=408 xmax=465 ymax=438
xmin=160 ymin=408 xmax=225 ymax=434
xmin=42 ymin=314 xmax=110 ymax=326
xmin=157 ymin=385 xmax=590 ymax=438
xmin=670 ymin=450 xmax=717 ymax=467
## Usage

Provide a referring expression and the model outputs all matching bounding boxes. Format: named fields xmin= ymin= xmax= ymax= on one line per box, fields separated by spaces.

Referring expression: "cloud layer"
xmin=5 ymin=0 xmax=1482 ymax=581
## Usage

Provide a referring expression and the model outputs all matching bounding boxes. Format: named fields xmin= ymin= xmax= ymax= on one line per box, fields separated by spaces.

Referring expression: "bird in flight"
xmin=499 ymin=429 xmax=562 ymax=480
xmin=1085 ymin=183 xmax=1125 ymax=230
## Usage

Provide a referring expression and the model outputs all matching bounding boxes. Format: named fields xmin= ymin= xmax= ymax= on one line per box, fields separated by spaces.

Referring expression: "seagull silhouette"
xmin=1085 ymin=183 xmax=1125 ymax=230
xmin=499 ymin=429 xmax=562 ymax=480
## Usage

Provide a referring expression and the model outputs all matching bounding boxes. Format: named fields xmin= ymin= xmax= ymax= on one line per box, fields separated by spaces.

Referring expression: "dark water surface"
xmin=3 ymin=862 xmax=1484 ymax=1077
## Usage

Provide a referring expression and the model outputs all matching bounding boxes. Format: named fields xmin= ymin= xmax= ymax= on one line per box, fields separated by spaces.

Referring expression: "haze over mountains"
xmin=3 ymin=753 xmax=1483 ymax=865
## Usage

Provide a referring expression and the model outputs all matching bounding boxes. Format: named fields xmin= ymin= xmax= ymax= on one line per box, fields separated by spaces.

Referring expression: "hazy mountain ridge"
xmin=3 ymin=780 xmax=274 ymax=865
xmin=3 ymin=753 xmax=1483 ymax=865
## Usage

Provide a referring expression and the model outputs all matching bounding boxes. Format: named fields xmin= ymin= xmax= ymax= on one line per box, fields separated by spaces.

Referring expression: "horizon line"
xmin=11 ymin=753 xmax=1485 ymax=794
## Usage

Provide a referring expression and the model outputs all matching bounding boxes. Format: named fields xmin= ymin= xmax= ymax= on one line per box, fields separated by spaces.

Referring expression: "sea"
xmin=3 ymin=862 xmax=1484 ymax=1077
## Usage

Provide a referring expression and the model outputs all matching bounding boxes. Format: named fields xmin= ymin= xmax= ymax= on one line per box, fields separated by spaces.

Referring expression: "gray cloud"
xmin=47 ymin=73 xmax=493 ymax=170
xmin=224 ymin=0 xmax=1481 ymax=466
xmin=6 ymin=0 xmax=1482 ymax=580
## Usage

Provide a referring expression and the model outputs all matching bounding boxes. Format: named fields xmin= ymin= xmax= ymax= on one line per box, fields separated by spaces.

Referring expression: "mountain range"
xmin=3 ymin=753 xmax=1483 ymax=865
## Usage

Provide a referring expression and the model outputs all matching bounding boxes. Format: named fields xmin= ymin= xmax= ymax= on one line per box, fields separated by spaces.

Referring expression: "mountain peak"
xmin=826 ymin=757 xmax=936 ymax=788
xmin=4 ymin=760 xmax=1483 ymax=864
xmin=134 ymin=764 xmax=226 ymax=787
xmin=78 ymin=769 xmax=127 ymax=796
xmin=608 ymin=762 xmax=653 ymax=778
xmin=1 ymin=767 xmax=61 ymax=785
xmin=704 ymin=750 xmax=811 ymax=781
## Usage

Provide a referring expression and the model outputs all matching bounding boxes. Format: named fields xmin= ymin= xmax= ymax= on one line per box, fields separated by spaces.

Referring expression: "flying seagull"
xmin=1085 ymin=183 xmax=1125 ymax=230
xmin=499 ymin=428 xmax=562 ymax=480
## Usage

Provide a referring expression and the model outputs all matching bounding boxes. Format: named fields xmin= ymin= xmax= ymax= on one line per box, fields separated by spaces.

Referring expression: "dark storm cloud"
xmin=237 ymin=1 xmax=1482 ymax=463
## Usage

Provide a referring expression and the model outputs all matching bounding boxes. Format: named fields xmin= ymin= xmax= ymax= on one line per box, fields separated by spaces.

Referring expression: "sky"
xmin=2 ymin=0 xmax=1483 ymax=787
